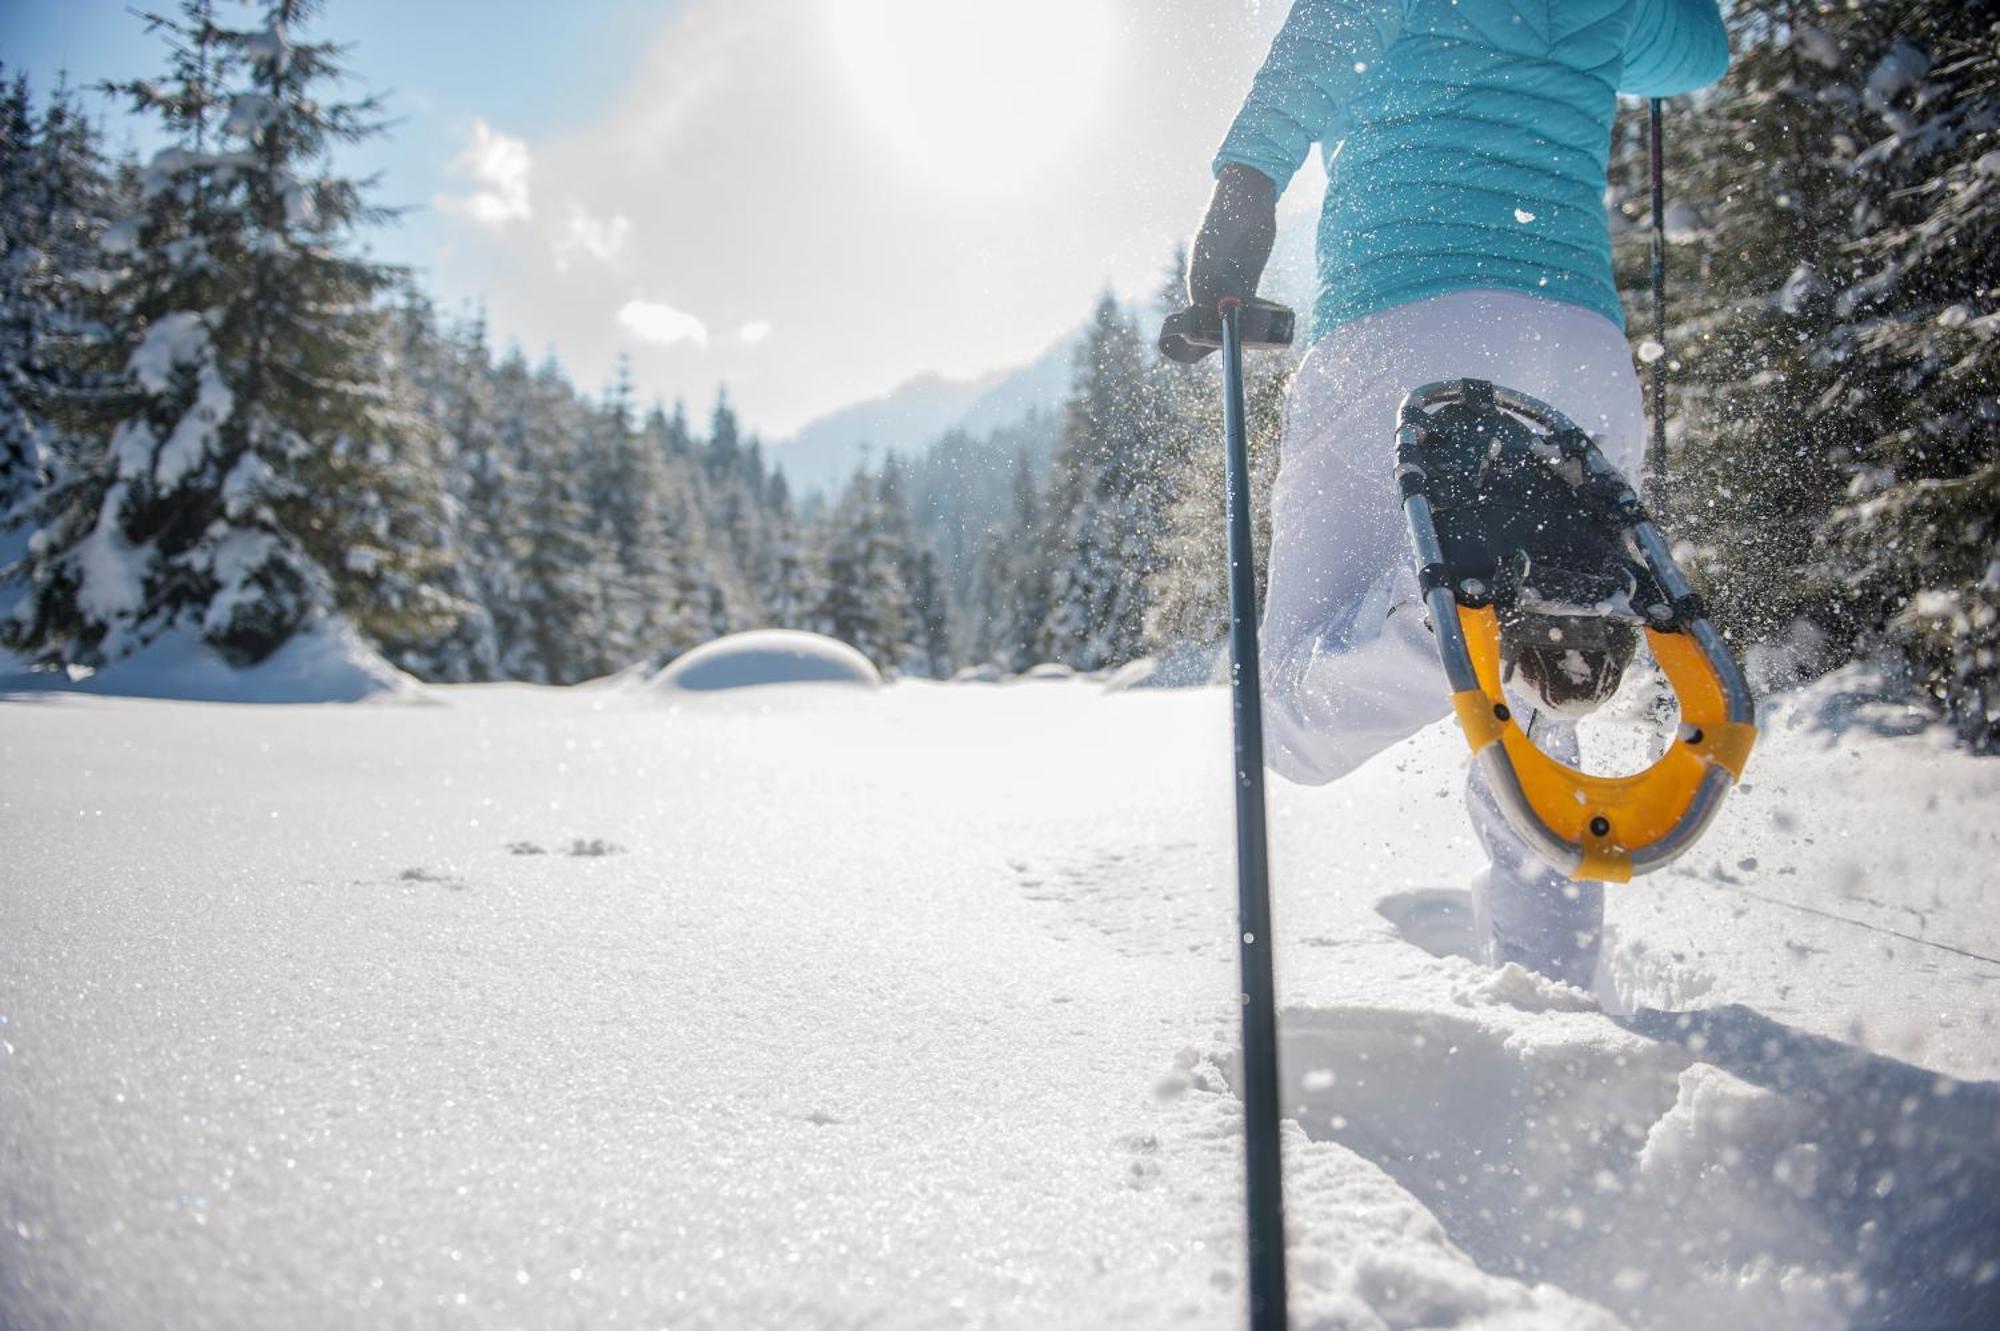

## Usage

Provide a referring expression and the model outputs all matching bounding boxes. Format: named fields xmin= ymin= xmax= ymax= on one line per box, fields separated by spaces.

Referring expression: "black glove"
xmin=1159 ymin=163 xmax=1278 ymax=364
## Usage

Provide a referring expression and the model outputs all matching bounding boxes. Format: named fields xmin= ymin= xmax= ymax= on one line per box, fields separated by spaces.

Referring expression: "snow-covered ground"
xmin=3 ymin=668 xmax=1997 ymax=1329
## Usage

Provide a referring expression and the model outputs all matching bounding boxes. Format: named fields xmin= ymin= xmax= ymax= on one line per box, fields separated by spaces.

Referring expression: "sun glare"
xmin=825 ymin=0 xmax=1117 ymax=193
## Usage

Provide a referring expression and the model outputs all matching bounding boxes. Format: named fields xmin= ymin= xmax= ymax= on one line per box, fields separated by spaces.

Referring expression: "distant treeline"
xmin=1 ymin=1 xmax=1993 ymax=747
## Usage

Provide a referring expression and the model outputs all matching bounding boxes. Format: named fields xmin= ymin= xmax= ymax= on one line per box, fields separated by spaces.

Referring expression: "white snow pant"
xmin=1260 ymin=289 xmax=1647 ymax=987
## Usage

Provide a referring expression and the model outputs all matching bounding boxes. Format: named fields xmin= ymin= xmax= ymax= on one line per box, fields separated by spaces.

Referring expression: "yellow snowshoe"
xmin=1395 ymin=378 xmax=1757 ymax=882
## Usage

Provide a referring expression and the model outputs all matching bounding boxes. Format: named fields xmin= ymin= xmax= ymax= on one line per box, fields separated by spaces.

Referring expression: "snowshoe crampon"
xmin=1395 ymin=379 xmax=1756 ymax=882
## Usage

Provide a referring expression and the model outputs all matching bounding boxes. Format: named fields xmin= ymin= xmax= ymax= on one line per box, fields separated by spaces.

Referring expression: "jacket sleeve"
xmin=1619 ymin=0 xmax=1730 ymax=97
xmin=1213 ymin=0 xmax=1408 ymax=190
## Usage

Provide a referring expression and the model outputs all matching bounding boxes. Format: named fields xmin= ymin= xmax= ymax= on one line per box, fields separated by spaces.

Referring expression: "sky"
xmin=2 ymin=0 xmax=1314 ymax=440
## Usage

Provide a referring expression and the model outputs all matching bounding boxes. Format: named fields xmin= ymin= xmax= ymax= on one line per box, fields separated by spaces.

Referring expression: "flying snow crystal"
xmin=1638 ymin=340 xmax=1667 ymax=364
xmin=1661 ymin=201 xmax=1707 ymax=244
xmin=1779 ymin=263 xmax=1827 ymax=316
xmin=1866 ymin=41 xmax=1931 ymax=107
xmin=1795 ymin=27 xmax=1841 ymax=70
xmin=1513 ymin=207 xmax=1536 ymax=224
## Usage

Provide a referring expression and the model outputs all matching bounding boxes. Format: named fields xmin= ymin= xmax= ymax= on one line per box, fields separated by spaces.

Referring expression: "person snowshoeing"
xmin=1166 ymin=0 xmax=1730 ymax=987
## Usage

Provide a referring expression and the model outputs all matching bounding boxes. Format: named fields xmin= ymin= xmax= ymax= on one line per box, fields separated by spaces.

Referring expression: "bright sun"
xmin=825 ymin=0 xmax=1117 ymax=193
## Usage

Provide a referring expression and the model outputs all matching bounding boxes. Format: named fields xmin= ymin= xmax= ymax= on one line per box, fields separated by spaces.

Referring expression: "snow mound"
xmin=1098 ymin=657 xmax=1158 ymax=691
xmin=654 ymin=630 xmax=881 ymax=692
xmin=1452 ymin=961 xmax=1599 ymax=1012
xmin=0 ymin=619 xmax=424 ymax=704
xmin=575 ymin=659 xmax=659 ymax=693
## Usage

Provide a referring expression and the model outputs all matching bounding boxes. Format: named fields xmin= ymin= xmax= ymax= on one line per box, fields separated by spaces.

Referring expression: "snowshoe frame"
xmin=1395 ymin=379 xmax=1757 ymax=882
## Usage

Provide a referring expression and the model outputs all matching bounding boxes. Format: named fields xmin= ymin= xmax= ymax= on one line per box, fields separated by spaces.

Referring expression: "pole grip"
xmin=1163 ymin=298 xmax=1296 ymax=357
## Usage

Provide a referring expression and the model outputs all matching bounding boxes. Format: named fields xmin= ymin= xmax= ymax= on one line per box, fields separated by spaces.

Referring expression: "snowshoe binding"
xmin=1394 ymin=378 xmax=1756 ymax=882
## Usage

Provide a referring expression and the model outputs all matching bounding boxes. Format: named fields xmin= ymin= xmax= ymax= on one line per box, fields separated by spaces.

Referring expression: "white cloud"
xmin=618 ymin=298 xmax=709 ymax=349
xmin=436 ymin=119 xmax=532 ymax=227
xmin=425 ymin=1 xmax=1286 ymax=438
xmin=738 ymin=320 xmax=773 ymax=346
xmin=555 ymin=204 xmax=632 ymax=271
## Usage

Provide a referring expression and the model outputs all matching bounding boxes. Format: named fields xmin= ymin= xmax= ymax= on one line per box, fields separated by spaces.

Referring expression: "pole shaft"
xmin=1647 ymin=97 xmax=1669 ymax=500
xmin=1220 ymin=305 xmax=1288 ymax=1331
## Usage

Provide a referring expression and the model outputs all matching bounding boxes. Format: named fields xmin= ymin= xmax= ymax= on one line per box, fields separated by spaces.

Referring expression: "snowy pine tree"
xmin=815 ymin=463 xmax=915 ymax=670
xmin=491 ymin=353 xmax=595 ymax=682
xmin=416 ymin=301 xmax=509 ymax=678
xmin=1042 ymin=293 xmax=1154 ymax=668
xmin=909 ymin=545 xmax=951 ymax=678
xmin=754 ymin=466 xmax=814 ymax=631
xmin=6 ymin=1 xmax=458 ymax=669
xmin=638 ymin=401 xmax=724 ymax=659
xmin=1818 ymin=7 xmax=2000 ymax=747
xmin=1 ymin=74 xmax=114 ymax=530
xmin=966 ymin=449 xmax=1051 ymax=671
xmin=1612 ymin=1 xmax=1998 ymax=742
xmin=1611 ymin=3 xmax=1876 ymax=660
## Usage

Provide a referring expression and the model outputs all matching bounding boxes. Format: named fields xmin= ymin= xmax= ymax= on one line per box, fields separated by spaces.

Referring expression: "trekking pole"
xmin=1646 ymin=96 xmax=1669 ymax=504
xmin=1158 ymin=293 xmax=1295 ymax=1328
xmin=1217 ymin=295 xmax=1291 ymax=1331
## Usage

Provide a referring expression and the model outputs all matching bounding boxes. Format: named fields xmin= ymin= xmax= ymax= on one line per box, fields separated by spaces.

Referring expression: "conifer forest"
xmin=2 ymin=0 xmax=1995 ymax=744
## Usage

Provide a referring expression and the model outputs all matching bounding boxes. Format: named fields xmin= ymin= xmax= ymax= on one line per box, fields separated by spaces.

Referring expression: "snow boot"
xmin=1499 ymin=604 xmax=1638 ymax=720
xmin=1394 ymin=378 xmax=1757 ymax=882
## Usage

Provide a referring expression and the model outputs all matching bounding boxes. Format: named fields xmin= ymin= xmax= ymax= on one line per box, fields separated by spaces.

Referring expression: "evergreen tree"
xmin=6 ymin=1 xmax=458 ymax=669
xmin=869 ymin=450 xmax=956 ymax=676
xmin=909 ymin=545 xmax=951 ymax=678
xmin=494 ymin=353 xmax=595 ymax=682
xmin=1819 ymin=6 xmax=2000 ymax=747
xmin=1042 ymin=293 xmax=1151 ymax=668
xmin=410 ymin=301 xmax=505 ymax=680
xmin=755 ymin=466 xmax=814 ymax=631
xmin=1611 ymin=1 xmax=1998 ymax=745
xmin=0 ymin=71 xmax=32 ymax=485
xmin=969 ymin=448 xmax=1051 ymax=670
xmin=2 ymin=78 xmax=64 ymax=519
xmin=1611 ymin=2 xmax=1874 ymax=659
xmin=639 ymin=401 xmax=721 ymax=659
xmin=815 ymin=464 xmax=914 ymax=670
xmin=1143 ymin=321 xmax=1287 ymax=655
xmin=1 ymin=73 xmax=116 ymax=552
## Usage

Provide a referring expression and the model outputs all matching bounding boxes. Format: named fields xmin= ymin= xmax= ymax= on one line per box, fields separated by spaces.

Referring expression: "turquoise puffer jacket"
xmin=1216 ymin=0 xmax=1728 ymax=336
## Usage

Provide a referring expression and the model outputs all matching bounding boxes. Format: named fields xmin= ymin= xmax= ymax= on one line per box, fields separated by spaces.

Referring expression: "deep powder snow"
xmin=2 ymin=673 xmax=1996 ymax=1329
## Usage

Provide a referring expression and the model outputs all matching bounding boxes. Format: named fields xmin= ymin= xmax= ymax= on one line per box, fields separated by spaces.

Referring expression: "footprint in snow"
xmin=1374 ymin=888 xmax=1477 ymax=962
xmin=398 ymin=866 xmax=465 ymax=890
xmin=507 ymin=838 xmax=626 ymax=857
xmin=1247 ymin=1002 xmax=2000 ymax=1331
